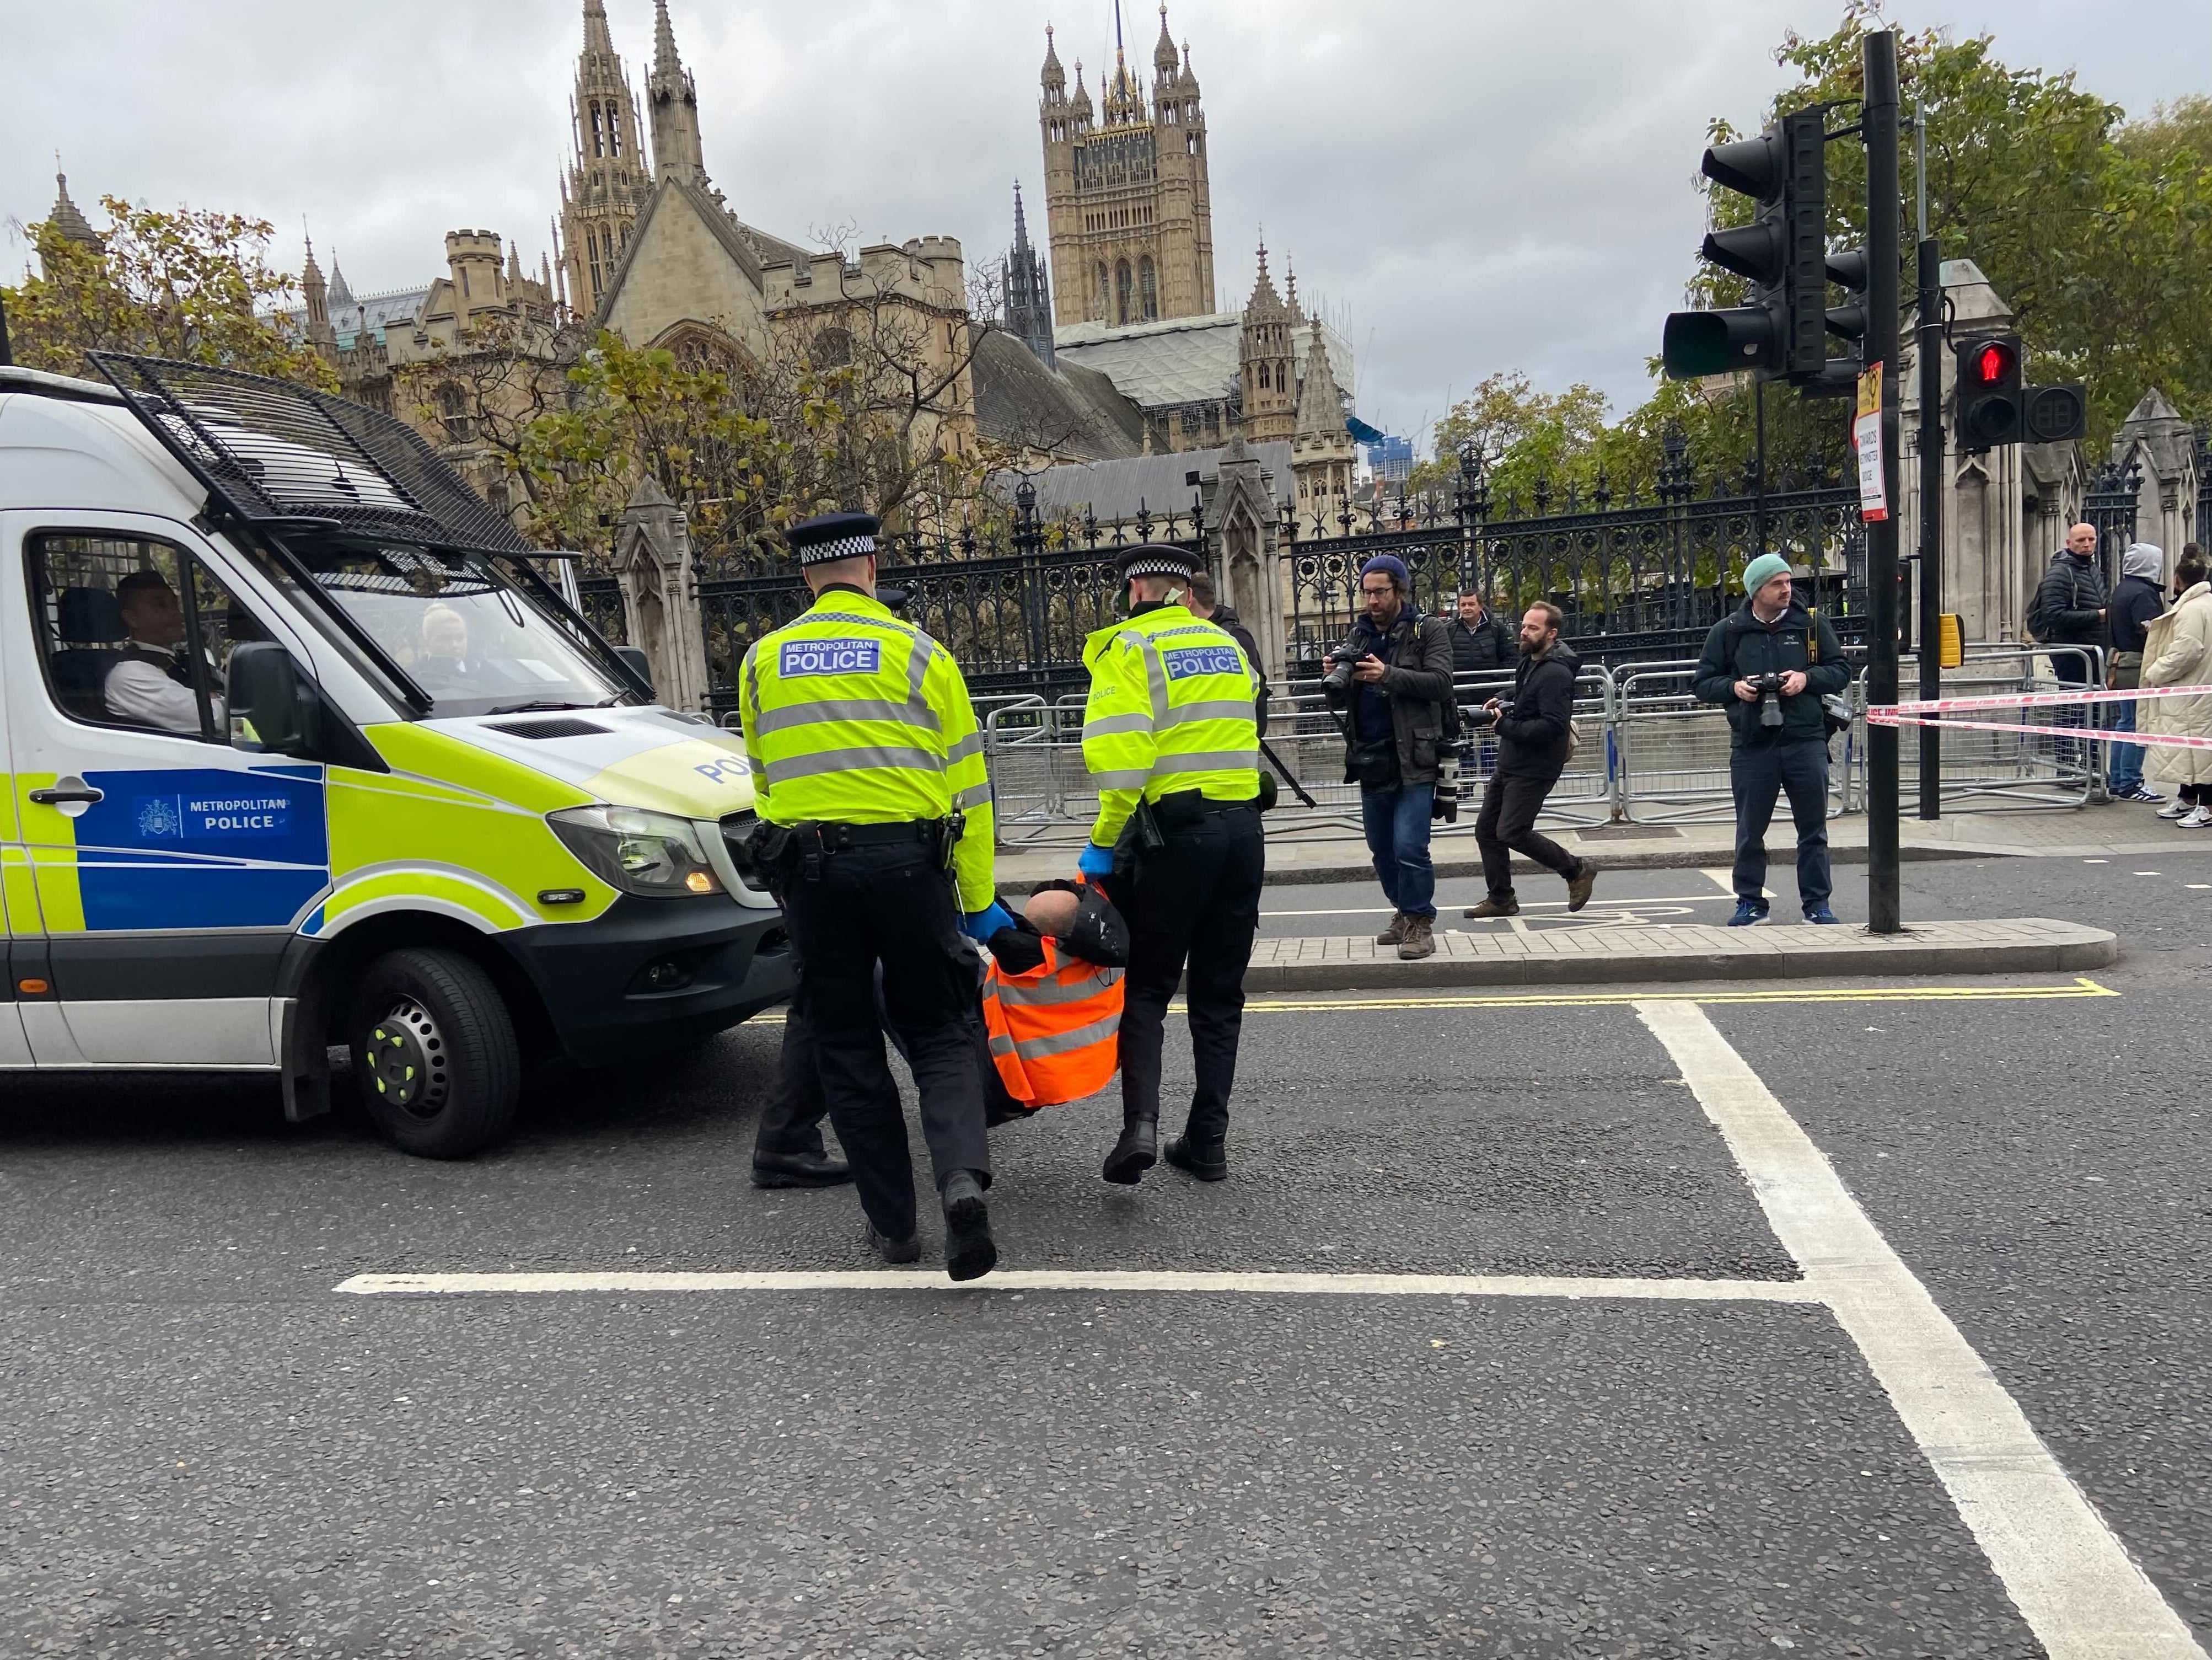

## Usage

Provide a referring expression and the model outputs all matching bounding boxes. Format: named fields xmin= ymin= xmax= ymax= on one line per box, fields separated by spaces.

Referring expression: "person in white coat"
xmin=2143 ymin=548 xmax=2212 ymax=825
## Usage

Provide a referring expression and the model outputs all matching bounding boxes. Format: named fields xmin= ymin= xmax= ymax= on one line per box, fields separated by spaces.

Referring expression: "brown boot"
xmin=1566 ymin=859 xmax=1597 ymax=913
xmin=1463 ymin=895 xmax=1520 ymax=919
xmin=1397 ymin=913 xmax=1436 ymax=960
xmin=1375 ymin=912 xmax=1408 ymax=946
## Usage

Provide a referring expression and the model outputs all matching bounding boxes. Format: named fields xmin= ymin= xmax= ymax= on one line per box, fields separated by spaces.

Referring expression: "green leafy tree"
xmin=3 ymin=198 xmax=335 ymax=390
xmin=1697 ymin=2 xmax=2212 ymax=441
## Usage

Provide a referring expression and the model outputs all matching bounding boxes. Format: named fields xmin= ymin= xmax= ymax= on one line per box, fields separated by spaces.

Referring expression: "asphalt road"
xmin=2 ymin=850 xmax=2207 ymax=1658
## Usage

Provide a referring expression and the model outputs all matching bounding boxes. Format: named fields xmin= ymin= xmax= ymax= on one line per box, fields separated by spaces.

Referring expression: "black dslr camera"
xmin=1321 ymin=646 xmax=1363 ymax=694
xmin=1747 ymin=671 xmax=1788 ymax=730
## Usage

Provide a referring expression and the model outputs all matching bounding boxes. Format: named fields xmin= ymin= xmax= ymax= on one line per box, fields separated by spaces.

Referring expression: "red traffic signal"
xmin=1966 ymin=340 xmax=2018 ymax=387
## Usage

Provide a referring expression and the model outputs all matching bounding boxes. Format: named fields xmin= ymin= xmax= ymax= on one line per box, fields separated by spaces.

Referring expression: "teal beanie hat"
xmin=1741 ymin=553 xmax=1792 ymax=593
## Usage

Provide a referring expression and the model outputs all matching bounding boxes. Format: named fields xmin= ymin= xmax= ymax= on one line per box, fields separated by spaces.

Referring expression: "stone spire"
xmin=1294 ymin=323 xmax=1342 ymax=436
xmin=1069 ymin=61 xmax=1092 ymax=122
xmin=560 ymin=0 xmax=653 ymax=313
xmin=327 ymin=252 xmax=355 ymax=312
xmin=1239 ymin=233 xmax=1298 ymax=443
xmin=1153 ymin=4 xmax=1179 ymax=84
xmin=1005 ymin=181 xmax=1055 ymax=370
xmin=1041 ymin=23 xmax=1064 ymax=95
xmin=300 ymin=233 xmax=337 ymax=358
xmin=648 ymin=0 xmax=707 ymax=184
xmin=582 ymin=0 xmax=614 ymax=56
xmin=45 ymin=170 xmax=101 ymax=250
xmin=1291 ymin=322 xmax=1356 ymax=518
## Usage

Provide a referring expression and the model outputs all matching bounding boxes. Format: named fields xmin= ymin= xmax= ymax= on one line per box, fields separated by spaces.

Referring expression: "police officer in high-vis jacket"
xmin=739 ymin=512 xmax=1011 ymax=1280
xmin=1078 ymin=543 xmax=1265 ymax=1186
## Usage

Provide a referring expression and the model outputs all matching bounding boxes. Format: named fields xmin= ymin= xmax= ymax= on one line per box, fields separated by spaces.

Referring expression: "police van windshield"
xmin=297 ymin=539 xmax=630 ymax=718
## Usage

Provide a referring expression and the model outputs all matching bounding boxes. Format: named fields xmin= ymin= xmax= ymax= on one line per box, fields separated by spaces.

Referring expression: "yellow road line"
xmin=742 ymin=978 xmax=2114 ymax=1026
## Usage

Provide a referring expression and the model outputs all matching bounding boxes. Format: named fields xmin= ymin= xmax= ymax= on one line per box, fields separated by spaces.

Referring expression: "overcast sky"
xmin=6 ymin=1 xmax=2205 ymax=449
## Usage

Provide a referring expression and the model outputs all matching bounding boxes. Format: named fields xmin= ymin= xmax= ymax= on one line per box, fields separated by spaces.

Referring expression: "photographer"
xmin=1322 ymin=555 xmax=1456 ymax=961
xmin=1693 ymin=554 xmax=1850 ymax=927
xmin=1464 ymin=603 xmax=1596 ymax=919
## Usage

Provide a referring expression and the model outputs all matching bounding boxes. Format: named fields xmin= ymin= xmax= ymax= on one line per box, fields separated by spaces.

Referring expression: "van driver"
xmin=105 ymin=569 xmax=219 ymax=735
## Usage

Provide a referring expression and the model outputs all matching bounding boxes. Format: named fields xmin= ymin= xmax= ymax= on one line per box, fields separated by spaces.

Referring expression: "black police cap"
xmin=787 ymin=511 xmax=880 ymax=566
xmin=1117 ymin=542 xmax=1199 ymax=582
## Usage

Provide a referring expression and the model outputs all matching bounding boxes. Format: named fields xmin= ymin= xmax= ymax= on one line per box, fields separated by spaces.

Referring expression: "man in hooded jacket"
xmin=1464 ymin=601 xmax=1597 ymax=920
xmin=2106 ymin=543 xmax=2167 ymax=802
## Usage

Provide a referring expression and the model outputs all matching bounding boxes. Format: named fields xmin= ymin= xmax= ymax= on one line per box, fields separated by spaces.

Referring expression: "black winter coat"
xmin=1495 ymin=644 xmax=1580 ymax=779
xmin=1693 ymin=601 xmax=1850 ymax=749
xmin=1446 ymin=613 xmax=1513 ymax=676
xmin=2108 ymin=575 xmax=2163 ymax=656
xmin=2031 ymin=551 xmax=2107 ymax=646
xmin=1323 ymin=609 xmax=1456 ymax=786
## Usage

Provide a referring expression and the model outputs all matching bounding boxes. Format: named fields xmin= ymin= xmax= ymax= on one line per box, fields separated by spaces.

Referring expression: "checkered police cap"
xmin=1116 ymin=543 xmax=1200 ymax=582
xmin=787 ymin=511 xmax=882 ymax=567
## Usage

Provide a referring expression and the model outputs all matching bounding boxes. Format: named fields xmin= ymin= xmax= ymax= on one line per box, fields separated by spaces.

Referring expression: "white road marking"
xmin=335 ymin=1268 xmax=1819 ymax=1301
xmin=1700 ymin=866 xmax=1737 ymax=895
xmin=1635 ymin=998 xmax=2204 ymax=1660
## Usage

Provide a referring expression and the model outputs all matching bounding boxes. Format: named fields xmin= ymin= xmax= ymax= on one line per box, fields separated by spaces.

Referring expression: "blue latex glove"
xmin=1077 ymin=842 xmax=1116 ymax=878
xmin=963 ymin=901 xmax=1017 ymax=943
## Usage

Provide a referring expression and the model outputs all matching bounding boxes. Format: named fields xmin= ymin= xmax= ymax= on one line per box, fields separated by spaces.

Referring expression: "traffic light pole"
xmin=1864 ymin=30 xmax=1903 ymax=933
xmin=1916 ymin=234 xmax=1944 ymax=820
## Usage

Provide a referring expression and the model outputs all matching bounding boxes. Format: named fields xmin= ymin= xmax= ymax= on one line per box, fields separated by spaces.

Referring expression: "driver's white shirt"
xmin=104 ymin=642 xmax=222 ymax=735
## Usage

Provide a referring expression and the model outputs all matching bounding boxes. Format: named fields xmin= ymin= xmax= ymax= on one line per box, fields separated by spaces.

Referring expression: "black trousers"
xmin=1107 ymin=802 xmax=1264 ymax=1145
xmin=1730 ymin=738 xmax=1831 ymax=907
xmin=754 ymin=946 xmax=1021 ymax=1163
xmin=1475 ymin=771 xmax=1581 ymax=899
xmin=776 ymin=842 xmax=989 ymax=1241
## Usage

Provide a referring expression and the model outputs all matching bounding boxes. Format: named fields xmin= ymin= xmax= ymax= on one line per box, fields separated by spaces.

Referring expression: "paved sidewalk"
xmin=996 ymin=799 xmax=2208 ymax=889
xmin=1239 ymin=918 xmax=2116 ymax=992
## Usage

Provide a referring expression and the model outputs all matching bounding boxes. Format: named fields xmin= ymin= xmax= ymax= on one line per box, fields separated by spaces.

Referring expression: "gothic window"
xmin=1188 ymin=133 xmax=1199 ymax=156
xmin=1258 ymin=363 xmax=1270 ymax=390
xmin=587 ymin=228 xmax=604 ymax=297
xmin=609 ymin=114 xmax=622 ymax=157
xmin=1164 ymin=105 xmax=1177 ymax=124
xmin=1095 ymin=263 xmax=1109 ymax=317
xmin=1140 ymin=256 xmax=1157 ymax=322
xmin=436 ymin=384 xmax=473 ymax=444
xmin=808 ymin=326 xmax=852 ymax=369
xmin=1115 ymin=261 xmax=1133 ymax=326
xmin=591 ymin=103 xmax=605 ymax=158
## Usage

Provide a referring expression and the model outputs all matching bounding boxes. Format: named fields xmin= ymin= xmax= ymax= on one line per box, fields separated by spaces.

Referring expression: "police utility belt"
xmin=746 ymin=814 xmax=963 ymax=882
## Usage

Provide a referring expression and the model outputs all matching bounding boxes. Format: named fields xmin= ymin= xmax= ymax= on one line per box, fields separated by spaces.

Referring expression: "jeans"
xmin=2108 ymin=697 xmax=2145 ymax=794
xmin=1475 ymin=771 xmax=1582 ymax=898
xmin=1107 ymin=803 xmax=1265 ymax=1144
xmin=1731 ymin=738 xmax=1832 ymax=908
xmin=1360 ymin=782 xmax=1437 ymax=919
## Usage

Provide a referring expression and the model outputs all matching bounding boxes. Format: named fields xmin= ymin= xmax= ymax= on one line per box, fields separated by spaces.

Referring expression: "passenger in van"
xmin=105 ymin=570 xmax=217 ymax=735
xmin=414 ymin=603 xmax=473 ymax=686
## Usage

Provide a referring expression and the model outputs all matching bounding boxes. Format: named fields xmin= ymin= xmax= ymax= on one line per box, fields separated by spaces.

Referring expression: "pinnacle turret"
xmin=647 ymin=0 xmax=707 ymax=184
xmin=45 ymin=170 xmax=101 ymax=249
xmin=1153 ymin=4 xmax=1179 ymax=82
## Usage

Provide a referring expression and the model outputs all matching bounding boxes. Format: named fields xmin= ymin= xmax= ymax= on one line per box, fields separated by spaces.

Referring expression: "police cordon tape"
xmin=1866 ymin=682 xmax=2212 ymax=749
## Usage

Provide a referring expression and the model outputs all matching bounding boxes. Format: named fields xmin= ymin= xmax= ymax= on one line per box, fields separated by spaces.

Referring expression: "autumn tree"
xmin=3 ymin=198 xmax=335 ymax=390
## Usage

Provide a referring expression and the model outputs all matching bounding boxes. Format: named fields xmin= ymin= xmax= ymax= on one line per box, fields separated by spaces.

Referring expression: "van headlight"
xmin=547 ymin=805 xmax=724 ymax=897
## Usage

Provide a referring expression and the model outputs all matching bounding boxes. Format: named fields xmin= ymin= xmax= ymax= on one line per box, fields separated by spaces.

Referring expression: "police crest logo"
xmin=1163 ymin=644 xmax=1242 ymax=679
xmin=779 ymin=638 xmax=882 ymax=677
xmin=136 ymin=796 xmax=183 ymax=839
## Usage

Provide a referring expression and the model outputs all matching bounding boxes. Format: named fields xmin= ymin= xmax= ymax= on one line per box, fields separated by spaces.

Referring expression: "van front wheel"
xmin=351 ymin=948 xmax=520 ymax=1158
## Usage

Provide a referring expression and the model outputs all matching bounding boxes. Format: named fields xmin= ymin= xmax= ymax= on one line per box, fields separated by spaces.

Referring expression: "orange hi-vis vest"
xmin=981 ymin=939 xmax=1126 ymax=1107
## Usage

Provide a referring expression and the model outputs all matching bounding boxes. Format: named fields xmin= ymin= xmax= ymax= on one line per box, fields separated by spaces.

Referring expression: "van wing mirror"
xmin=227 ymin=640 xmax=321 ymax=758
xmin=613 ymin=645 xmax=657 ymax=701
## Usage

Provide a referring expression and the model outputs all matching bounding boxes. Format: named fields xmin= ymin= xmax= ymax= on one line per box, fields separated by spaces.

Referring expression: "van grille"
xmin=487 ymin=717 xmax=613 ymax=739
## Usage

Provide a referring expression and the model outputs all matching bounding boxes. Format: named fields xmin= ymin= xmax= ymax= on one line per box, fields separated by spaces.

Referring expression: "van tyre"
xmin=352 ymin=948 xmax=520 ymax=1158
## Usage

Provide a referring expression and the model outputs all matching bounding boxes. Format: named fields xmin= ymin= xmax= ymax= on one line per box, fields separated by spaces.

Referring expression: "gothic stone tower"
xmin=558 ymin=0 xmax=654 ymax=315
xmin=1039 ymin=7 xmax=1215 ymax=329
xmin=646 ymin=0 xmax=707 ymax=185
xmin=1004 ymin=182 xmax=1055 ymax=368
xmin=1238 ymin=238 xmax=1299 ymax=443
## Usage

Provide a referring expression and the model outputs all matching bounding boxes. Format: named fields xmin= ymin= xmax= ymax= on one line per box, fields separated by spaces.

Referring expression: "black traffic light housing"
xmin=1954 ymin=334 xmax=2023 ymax=451
xmin=2023 ymin=384 xmax=2087 ymax=444
xmin=1663 ymin=109 xmax=1828 ymax=382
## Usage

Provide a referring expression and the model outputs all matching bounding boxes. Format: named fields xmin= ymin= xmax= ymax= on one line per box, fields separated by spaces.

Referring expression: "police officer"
xmin=739 ymin=513 xmax=1012 ymax=1279
xmin=1078 ymin=544 xmax=1265 ymax=1185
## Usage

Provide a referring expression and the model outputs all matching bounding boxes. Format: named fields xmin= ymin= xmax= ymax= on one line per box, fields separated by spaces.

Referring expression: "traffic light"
xmin=2023 ymin=383 xmax=2087 ymax=443
xmin=1954 ymin=334 xmax=2023 ymax=450
xmin=1662 ymin=109 xmax=1827 ymax=382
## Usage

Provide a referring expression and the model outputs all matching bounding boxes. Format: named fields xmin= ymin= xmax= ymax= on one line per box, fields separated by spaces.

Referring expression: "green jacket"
xmin=1692 ymin=600 xmax=1850 ymax=748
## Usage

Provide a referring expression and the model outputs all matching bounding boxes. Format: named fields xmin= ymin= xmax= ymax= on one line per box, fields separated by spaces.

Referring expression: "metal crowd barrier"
xmin=1892 ymin=644 xmax=2103 ymax=810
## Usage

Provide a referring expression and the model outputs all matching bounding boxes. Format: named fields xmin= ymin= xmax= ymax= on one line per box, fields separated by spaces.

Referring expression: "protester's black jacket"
xmin=1494 ymin=644 xmax=1580 ymax=779
xmin=1212 ymin=603 xmax=1270 ymax=733
xmin=2109 ymin=574 xmax=2163 ymax=656
xmin=1693 ymin=601 xmax=1850 ymax=749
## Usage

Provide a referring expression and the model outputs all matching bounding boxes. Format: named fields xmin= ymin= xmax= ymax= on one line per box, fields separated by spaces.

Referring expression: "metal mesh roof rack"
xmin=87 ymin=351 xmax=534 ymax=556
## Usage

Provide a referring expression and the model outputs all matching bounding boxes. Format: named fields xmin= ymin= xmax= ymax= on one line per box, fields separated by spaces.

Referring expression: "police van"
xmin=0 ymin=352 xmax=794 ymax=1155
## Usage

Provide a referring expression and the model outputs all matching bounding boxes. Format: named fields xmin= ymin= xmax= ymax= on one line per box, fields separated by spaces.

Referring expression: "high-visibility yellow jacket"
xmin=738 ymin=587 xmax=995 ymax=912
xmin=1079 ymin=604 xmax=1261 ymax=848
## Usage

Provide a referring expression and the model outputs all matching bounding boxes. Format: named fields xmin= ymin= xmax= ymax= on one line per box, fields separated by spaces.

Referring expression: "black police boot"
xmin=751 ymin=1149 xmax=853 ymax=1188
xmin=941 ymin=1170 xmax=997 ymax=1282
xmin=1102 ymin=1113 xmax=1157 ymax=1185
xmin=1164 ymin=1134 xmax=1228 ymax=1182
xmin=866 ymin=1223 xmax=921 ymax=1265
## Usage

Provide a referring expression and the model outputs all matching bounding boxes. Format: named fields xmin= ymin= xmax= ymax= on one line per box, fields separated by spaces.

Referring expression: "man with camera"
xmin=1322 ymin=555 xmax=1456 ymax=961
xmin=1693 ymin=553 xmax=1850 ymax=927
xmin=1463 ymin=602 xmax=1597 ymax=920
